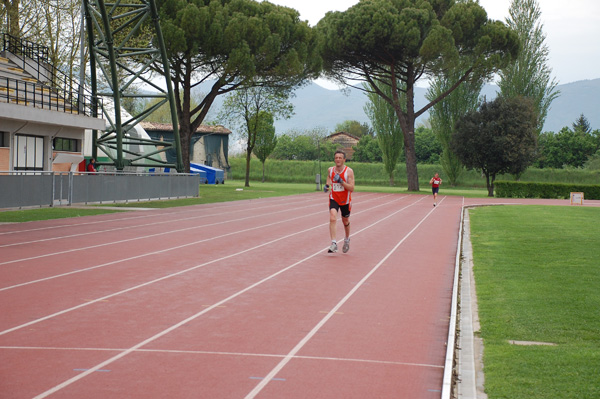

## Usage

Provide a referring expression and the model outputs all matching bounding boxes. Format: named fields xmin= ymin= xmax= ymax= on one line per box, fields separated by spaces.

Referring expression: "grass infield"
xmin=469 ymin=205 xmax=600 ymax=399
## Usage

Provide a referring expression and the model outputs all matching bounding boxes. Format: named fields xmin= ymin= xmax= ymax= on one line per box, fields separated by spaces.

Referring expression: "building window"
xmin=53 ymin=137 xmax=80 ymax=152
xmin=0 ymin=131 xmax=7 ymax=147
xmin=13 ymin=134 xmax=44 ymax=170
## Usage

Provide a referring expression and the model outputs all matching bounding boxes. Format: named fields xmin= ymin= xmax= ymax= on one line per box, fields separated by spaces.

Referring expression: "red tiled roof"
xmin=140 ymin=122 xmax=231 ymax=134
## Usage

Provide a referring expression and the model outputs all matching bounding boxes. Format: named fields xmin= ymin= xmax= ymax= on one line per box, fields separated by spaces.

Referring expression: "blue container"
xmin=190 ymin=163 xmax=224 ymax=184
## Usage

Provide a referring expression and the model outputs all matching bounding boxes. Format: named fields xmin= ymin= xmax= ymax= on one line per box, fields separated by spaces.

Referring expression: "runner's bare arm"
xmin=343 ymin=169 xmax=355 ymax=192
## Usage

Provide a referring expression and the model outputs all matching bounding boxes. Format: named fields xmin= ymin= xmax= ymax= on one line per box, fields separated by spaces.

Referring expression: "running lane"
xmin=0 ymin=192 xmax=463 ymax=398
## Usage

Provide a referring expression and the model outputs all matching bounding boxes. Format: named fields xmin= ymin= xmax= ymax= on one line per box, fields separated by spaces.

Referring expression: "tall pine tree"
xmin=499 ymin=0 xmax=559 ymax=134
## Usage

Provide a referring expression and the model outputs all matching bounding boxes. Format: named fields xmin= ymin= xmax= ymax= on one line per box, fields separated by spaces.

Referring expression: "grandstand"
xmin=0 ymin=34 xmax=105 ymax=173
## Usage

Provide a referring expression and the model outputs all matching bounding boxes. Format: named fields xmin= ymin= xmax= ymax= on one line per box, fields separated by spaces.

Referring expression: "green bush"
xmin=228 ymin=157 xmax=451 ymax=187
xmin=228 ymin=157 xmax=600 ymax=189
xmin=495 ymin=181 xmax=600 ymax=199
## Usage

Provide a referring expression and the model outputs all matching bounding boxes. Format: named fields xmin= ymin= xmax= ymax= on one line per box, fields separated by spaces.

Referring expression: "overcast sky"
xmin=268 ymin=0 xmax=600 ymax=88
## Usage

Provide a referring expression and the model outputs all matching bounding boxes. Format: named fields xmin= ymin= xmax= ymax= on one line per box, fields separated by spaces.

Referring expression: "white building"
xmin=1 ymin=35 xmax=105 ymax=173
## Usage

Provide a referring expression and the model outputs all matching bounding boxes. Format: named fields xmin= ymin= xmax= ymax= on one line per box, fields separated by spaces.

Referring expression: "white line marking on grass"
xmin=29 ymin=194 xmax=418 ymax=398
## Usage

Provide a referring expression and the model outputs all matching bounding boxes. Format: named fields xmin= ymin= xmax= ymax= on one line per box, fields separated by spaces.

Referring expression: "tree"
xmin=364 ymin=79 xmax=404 ymax=185
xmin=427 ymin=68 xmax=483 ymax=185
xmin=155 ymin=0 xmax=321 ymax=172
xmin=1 ymin=0 xmax=22 ymax=37
xmin=499 ymin=0 xmax=559 ymax=135
xmin=452 ymin=96 xmax=537 ymax=196
xmin=270 ymin=129 xmax=336 ymax=161
xmin=352 ymin=135 xmax=383 ymax=163
xmin=414 ymin=126 xmax=442 ymax=164
xmin=219 ymin=84 xmax=294 ymax=187
xmin=317 ymin=0 xmax=519 ymax=191
xmin=572 ymin=113 xmax=592 ymax=134
xmin=536 ymin=127 xmax=597 ymax=169
xmin=334 ymin=120 xmax=373 ymax=137
xmin=252 ymin=111 xmax=277 ymax=182
xmin=1 ymin=0 xmax=84 ymax=85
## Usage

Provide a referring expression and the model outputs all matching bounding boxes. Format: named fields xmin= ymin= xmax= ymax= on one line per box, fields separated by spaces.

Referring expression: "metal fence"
xmin=0 ymin=171 xmax=200 ymax=209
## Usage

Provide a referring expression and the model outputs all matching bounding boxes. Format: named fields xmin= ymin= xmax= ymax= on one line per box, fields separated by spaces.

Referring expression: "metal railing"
xmin=0 ymin=171 xmax=200 ymax=209
xmin=0 ymin=76 xmax=90 ymax=114
xmin=1 ymin=33 xmax=99 ymax=117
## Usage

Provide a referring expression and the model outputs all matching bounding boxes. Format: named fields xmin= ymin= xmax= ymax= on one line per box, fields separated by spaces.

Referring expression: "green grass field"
xmin=469 ymin=206 xmax=600 ymax=399
xmin=228 ymin=157 xmax=600 ymax=187
xmin=0 ymin=207 xmax=125 ymax=223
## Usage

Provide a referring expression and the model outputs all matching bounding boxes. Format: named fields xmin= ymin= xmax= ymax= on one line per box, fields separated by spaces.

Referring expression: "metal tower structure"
xmin=82 ymin=0 xmax=184 ymax=172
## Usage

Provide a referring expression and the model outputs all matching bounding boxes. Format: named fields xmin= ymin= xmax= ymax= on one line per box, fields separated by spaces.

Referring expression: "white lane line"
xmin=29 ymin=194 xmax=420 ymax=398
xmin=0 ymin=193 xmax=312 ymax=236
xmin=0 ymin=207 xmax=322 ymax=292
xmin=1 ymin=221 xmax=324 ymax=338
xmin=0 ymin=346 xmax=442 ymax=369
xmin=1 ymin=194 xmax=405 ymax=333
xmin=0 ymin=194 xmax=394 ymax=289
xmin=0 ymin=201 xmax=323 ymax=266
xmin=244 ymin=197 xmax=435 ymax=399
xmin=0 ymin=196 xmax=324 ymax=247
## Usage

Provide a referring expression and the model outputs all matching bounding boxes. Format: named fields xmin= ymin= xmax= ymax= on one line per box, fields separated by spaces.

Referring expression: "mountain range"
xmin=275 ymin=79 xmax=600 ymax=134
xmin=202 ymin=78 xmax=600 ymax=135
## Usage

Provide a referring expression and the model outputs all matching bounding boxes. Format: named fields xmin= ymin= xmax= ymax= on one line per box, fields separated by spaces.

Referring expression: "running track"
xmin=1 ymin=192 xmax=596 ymax=398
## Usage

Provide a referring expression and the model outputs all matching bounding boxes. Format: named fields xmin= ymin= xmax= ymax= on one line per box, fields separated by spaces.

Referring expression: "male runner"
xmin=323 ymin=150 xmax=355 ymax=253
xmin=429 ymin=173 xmax=442 ymax=206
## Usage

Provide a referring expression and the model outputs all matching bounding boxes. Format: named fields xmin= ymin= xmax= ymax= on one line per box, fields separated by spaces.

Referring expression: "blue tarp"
xmin=190 ymin=163 xmax=224 ymax=184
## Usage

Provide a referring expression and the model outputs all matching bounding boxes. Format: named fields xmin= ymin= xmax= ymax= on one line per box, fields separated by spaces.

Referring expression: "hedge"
xmin=495 ymin=181 xmax=600 ymax=200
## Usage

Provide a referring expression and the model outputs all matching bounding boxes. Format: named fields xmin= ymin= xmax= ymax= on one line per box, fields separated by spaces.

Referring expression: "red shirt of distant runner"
xmin=431 ymin=177 xmax=441 ymax=188
xmin=328 ymin=165 xmax=352 ymax=206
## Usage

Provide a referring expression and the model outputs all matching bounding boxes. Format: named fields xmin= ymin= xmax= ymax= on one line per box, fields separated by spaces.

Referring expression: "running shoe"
xmin=342 ymin=238 xmax=350 ymax=253
xmin=328 ymin=242 xmax=338 ymax=253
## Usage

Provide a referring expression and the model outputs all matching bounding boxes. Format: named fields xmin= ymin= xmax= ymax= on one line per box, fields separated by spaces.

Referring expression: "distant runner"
xmin=429 ymin=173 xmax=442 ymax=207
xmin=323 ymin=150 xmax=355 ymax=253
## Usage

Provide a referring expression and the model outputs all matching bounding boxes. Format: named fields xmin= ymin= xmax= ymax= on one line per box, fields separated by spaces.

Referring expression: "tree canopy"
xmin=498 ymin=0 xmax=559 ymax=135
xmin=364 ymin=79 xmax=404 ymax=185
xmin=155 ymin=0 xmax=322 ymax=171
xmin=219 ymin=83 xmax=294 ymax=186
xmin=317 ymin=0 xmax=519 ymax=190
xmin=252 ymin=111 xmax=277 ymax=182
xmin=452 ymin=96 xmax=538 ymax=196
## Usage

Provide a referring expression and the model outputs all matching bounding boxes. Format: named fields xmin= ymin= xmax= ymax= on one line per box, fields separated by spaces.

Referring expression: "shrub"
xmin=495 ymin=181 xmax=600 ymax=199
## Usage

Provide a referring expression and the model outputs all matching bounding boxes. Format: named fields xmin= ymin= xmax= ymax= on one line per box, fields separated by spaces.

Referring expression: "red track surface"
xmin=1 ymin=193 xmax=596 ymax=398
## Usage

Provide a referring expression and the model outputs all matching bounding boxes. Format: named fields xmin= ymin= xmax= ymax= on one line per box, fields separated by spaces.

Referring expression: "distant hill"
xmin=199 ymin=78 xmax=600 ymax=135
xmin=270 ymin=79 xmax=600 ymax=134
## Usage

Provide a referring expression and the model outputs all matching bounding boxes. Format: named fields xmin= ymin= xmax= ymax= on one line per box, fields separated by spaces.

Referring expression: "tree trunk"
xmin=6 ymin=0 xmax=20 ymax=37
xmin=485 ymin=172 xmax=494 ymax=197
xmin=403 ymin=129 xmax=419 ymax=191
xmin=179 ymin=124 xmax=191 ymax=173
xmin=245 ymin=149 xmax=252 ymax=187
xmin=489 ymin=173 xmax=496 ymax=197
xmin=393 ymin=67 xmax=420 ymax=191
xmin=262 ymin=161 xmax=265 ymax=183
